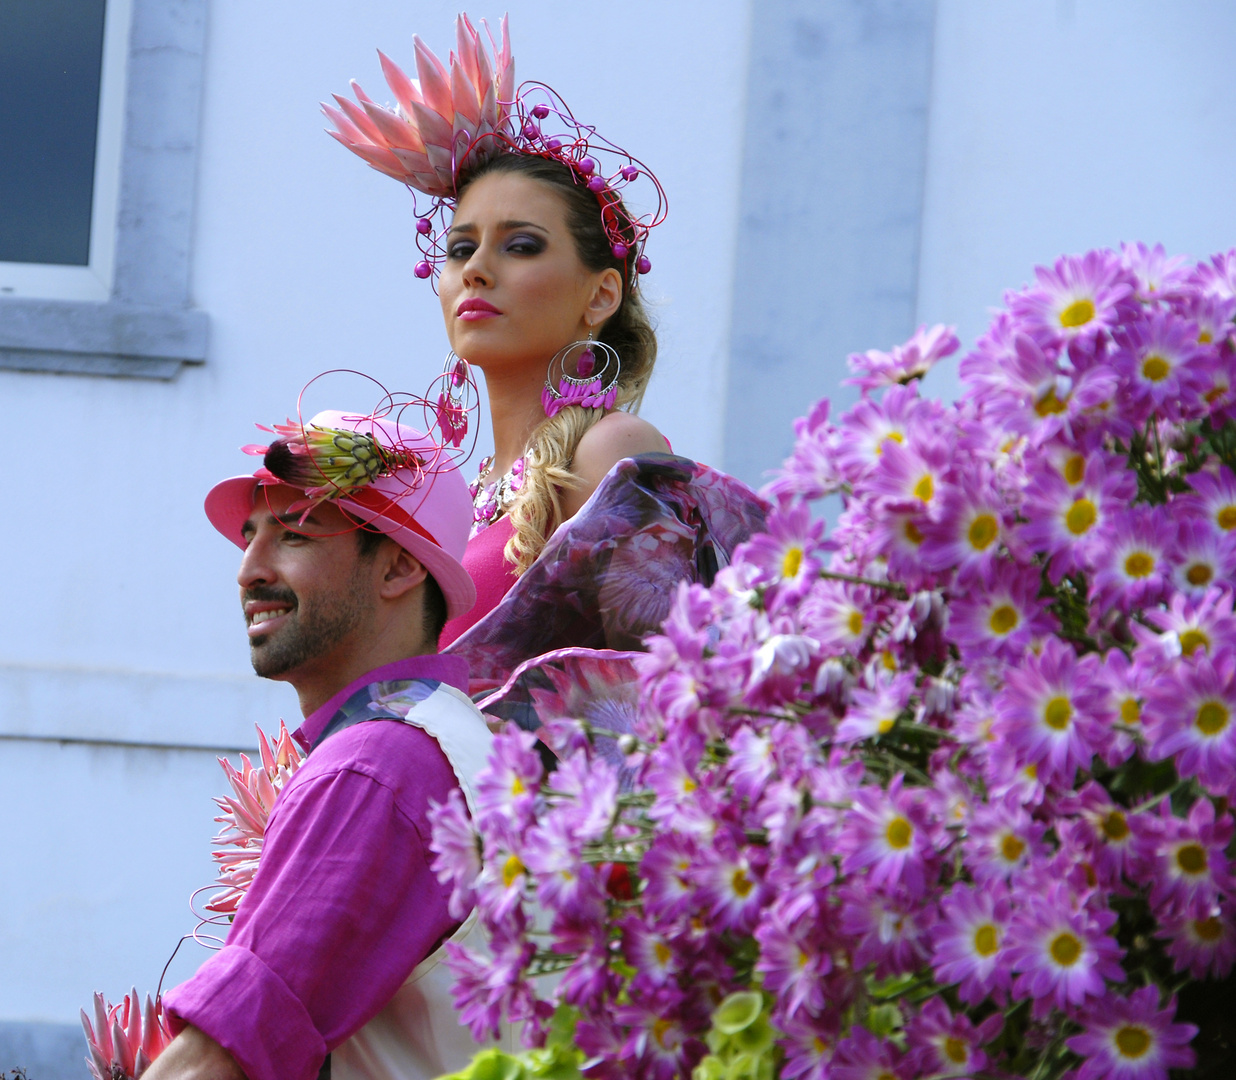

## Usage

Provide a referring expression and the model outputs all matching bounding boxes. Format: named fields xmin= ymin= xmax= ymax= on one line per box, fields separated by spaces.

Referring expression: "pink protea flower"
xmin=837 ymin=776 xmax=937 ymax=897
xmin=81 ymin=989 xmax=172 ymax=1080
xmin=207 ymin=720 xmax=305 ymax=915
xmin=931 ymin=882 xmax=1013 ymax=1005
xmin=845 ymin=323 xmax=960 ymax=393
xmin=1005 ymin=884 xmax=1125 ymax=1019
xmin=1144 ymin=651 xmax=1236 ymax=795
xmin=324 ymin=15 xmax=515 ymax=195
xmin=1065 ymin=985 xmax=1197 ymax=1080
xmin=993 ymin=638 xmax=1107 ymax=789
xmin=1009 ymin=250 xmax=1135 ymax=345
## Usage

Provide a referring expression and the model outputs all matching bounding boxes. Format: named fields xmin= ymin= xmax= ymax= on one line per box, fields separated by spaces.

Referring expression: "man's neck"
xmin=291 ymin=641 xmax=434 ymax=718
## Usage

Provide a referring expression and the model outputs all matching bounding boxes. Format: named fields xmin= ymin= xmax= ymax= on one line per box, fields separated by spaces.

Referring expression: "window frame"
xmin=0 ymin=0 xmax=209 ymax=379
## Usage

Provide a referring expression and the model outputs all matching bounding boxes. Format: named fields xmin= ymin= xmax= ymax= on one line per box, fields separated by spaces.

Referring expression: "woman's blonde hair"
xmin=456 ymin=152 xmax=658 ymax=574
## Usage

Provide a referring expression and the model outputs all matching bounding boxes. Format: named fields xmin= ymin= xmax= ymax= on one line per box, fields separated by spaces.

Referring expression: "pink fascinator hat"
xmin=205 ymin=409 xmax=476 ymax=619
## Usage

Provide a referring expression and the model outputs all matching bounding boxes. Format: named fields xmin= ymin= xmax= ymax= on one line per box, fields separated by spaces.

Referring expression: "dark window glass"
xmin=0 ymin=0 xmax=107 ymax=266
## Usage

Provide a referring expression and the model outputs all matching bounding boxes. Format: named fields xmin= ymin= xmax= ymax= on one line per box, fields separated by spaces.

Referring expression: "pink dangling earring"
xmin=541 ymin=330 xmax=622 ymax=418
xmin=434 ymin=352 xmax=477 ymax=447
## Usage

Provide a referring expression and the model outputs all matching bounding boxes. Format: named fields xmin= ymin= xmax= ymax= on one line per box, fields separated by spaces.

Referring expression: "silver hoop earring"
xmin=540 ymin=333 xmax=621 ymax=418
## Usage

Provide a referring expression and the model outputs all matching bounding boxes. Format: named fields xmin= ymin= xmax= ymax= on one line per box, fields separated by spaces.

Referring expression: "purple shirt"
xmin=165 ymin=655 xmax=470 ymax=1080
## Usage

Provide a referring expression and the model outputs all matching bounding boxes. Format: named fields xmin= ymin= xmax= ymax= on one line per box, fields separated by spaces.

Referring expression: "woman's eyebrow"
xmin=446 ymin=219 xmax=548 ymax=236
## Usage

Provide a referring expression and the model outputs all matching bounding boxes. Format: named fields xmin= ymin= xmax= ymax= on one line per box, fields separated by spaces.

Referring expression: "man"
xmin=150 ymin=410 xmax=498 ymax=1080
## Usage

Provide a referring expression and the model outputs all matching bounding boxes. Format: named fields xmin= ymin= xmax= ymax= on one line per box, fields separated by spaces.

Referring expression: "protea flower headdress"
xmin=323 ymin=14 xmax=666 ymax=284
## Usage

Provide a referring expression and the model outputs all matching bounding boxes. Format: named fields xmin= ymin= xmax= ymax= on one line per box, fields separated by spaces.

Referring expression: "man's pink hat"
xmin=205 ymin=409 xmax=476 ymax=619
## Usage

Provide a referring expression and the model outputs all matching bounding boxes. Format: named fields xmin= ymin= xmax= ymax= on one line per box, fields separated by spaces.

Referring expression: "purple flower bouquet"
xmin=431 ymin=245 xmax=1236 ymax=1080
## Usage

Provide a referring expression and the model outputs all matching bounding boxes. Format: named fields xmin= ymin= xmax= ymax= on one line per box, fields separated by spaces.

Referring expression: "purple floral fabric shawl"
xmin=444 ymin=453 xmax=767 ymax=733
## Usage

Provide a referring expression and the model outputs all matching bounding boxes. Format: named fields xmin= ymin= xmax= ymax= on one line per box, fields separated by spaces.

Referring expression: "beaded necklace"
xmin=469 ymin=454 xmax=525 ymax=537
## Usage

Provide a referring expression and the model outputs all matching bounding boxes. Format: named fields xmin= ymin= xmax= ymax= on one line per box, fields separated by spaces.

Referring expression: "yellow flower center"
xmin=782 ymin=546 xmax=804 ymax=579
xmin=1036 ymin=387 xmax=1069 ymax=416
xmin=1001 ymin=834 xmax=1026 ymax=863
xmin=968 ymin=514 xmax=999 ymax=551
xmin=904 ymin=520 xmax=925 ymax=545
xmin=1050 ymin=932 xmax=1082 ymax=966
xmin=914 ymin=474 xmax=935 ymax=503
xmin=1124 ymin=551 xmax=1155 ymax=578
xmin=1063 ymin=454 xmax=1086 ymax=485
xmin=1187 ymin=563 xmax=1214 ymax=586
xmin=1176 ymin=843 xmax=1207 ymax=875
xmin=1217 ymin=505 xmax=1236 ymax=530
xmin=1066 ymin=498 xmax=1098 ymax=535
xmin=653 ymin=1018 xmax=672 ymax=1049
xmin=1194 ymin=916 xmax=1223 ymax=942
xmin=1180 ymin=629 xmax=1211 ymax=657
xmin=732 ymin=868 xmax=754 ymax=897
xmin=1120 ymin=698 xmax=1141 ymax=725
xmin=973 ymin=924 xmax=999 ymax=956
xmin=944 ymin=1037 xmax=969 ymax=1064
xmin=884 ymin=430 xmax=905 ymax=446
xmin=1043 ymin=696 xmax=1073 ymax=731
xmin=511 ymin=775 xmax=525 ymax=796
xmin=1196 ymin=701 xmax=1229 ymax=736
xmin=881 ymin=649 xmax=897 ymax=671
xmin=1059 ymin=298 xmax=1096 ymax=328
xmin=1141 ymin=354 xmax=1171 ymax=382
xmin=1114 ymin=1025 xmax=1153 ymax=1059
xmin=877 ymin=715 xmax=896 ymax=735
xmin=848 ymin=610 xmax=865 ymax=636
xmin=502 ymin=854 xmax=524 ymax=888
xmin=654 ymin=941 xmax=672 ymax=966
xmin=886 ymin=816 xmax=913 ymax=849
xmin=989 ymin=604 xmax=1019 ymax=635
xmin=1199 ymin=330 xmax=1214 ymax=344
xmin=1101 ymin=810 xmax=1130 ymax=841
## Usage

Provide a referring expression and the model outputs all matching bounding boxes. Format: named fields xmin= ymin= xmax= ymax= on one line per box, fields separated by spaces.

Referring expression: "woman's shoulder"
xmin=573 ymin=411 xmax=668 ymax=475
xmin=562 ymin=411 xmax=669 ymax=518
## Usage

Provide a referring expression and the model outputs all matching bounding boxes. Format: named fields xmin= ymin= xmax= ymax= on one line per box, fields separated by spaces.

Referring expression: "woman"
xmin=326 ymin=15 xmax=765 ymax=714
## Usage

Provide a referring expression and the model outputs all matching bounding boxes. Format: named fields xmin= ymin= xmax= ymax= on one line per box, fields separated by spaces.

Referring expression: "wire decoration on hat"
xmin=241 ymin=367 xmax=480 ymax=535
xmin=322 ymin=15 xmax=667 ymax=289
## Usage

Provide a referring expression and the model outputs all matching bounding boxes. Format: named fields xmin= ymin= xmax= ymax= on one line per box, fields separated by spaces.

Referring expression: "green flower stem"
xmin=818 ymin=569 xmax=909 ymax=598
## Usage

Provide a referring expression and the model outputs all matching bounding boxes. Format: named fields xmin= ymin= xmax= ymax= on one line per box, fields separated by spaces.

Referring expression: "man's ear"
xmin=378 ymin=545 xmax=428 ymax=600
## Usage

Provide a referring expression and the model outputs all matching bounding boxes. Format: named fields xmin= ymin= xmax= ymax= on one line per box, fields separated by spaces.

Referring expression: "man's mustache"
xmin=242 ymin=585 xmax=297 ymax=608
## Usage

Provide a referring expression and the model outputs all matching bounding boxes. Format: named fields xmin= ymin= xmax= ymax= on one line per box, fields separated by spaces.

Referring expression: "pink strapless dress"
xmin=439 ymin=517 xmax=519 ymax=648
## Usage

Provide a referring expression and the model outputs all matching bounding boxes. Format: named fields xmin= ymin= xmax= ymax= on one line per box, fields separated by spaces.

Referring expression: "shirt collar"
xmin=294 ymin=654 xmax=470 ymax=751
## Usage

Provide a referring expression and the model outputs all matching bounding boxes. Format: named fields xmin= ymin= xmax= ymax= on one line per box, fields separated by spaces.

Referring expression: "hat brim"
xmin=204 ymin=476 xmax=477 ymax=620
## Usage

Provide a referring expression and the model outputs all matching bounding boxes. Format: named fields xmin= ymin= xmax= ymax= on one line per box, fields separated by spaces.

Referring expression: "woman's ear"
xmin=586 ymin=267 xmax=623 ymax=327
xmin=379 ymin=545 xmax=428 ymax=600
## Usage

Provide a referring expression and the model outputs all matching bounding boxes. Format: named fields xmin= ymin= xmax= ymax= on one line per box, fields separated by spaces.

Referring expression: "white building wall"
xmin=917 ymin=0 xmax=1236 ymax=401
xmin=0 ymin=0 xmax=753 ymax=1062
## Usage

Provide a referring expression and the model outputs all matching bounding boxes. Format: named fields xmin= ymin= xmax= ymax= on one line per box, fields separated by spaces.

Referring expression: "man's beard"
xmin=245 ymin=572 xmax=371 ymax=679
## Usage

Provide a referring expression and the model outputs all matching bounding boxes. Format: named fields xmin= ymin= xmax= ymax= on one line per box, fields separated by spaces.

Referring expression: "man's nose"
xmin=237 ymin=533 xmax=275 ymax=589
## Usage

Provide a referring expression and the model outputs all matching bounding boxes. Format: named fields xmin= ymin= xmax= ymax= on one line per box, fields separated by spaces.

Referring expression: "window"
xmin=0 ymin=0 xmax=131 ymax=302
xmin=0 ymin=0 xmax=209 ymax=379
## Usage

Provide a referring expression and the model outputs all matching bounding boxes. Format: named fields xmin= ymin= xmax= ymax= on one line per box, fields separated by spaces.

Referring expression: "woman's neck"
xmin=481 ymin=363 xmax=546 ymax=476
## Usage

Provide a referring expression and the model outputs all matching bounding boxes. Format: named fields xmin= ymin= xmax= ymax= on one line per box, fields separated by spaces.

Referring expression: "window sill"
xmin=0 ymin=297 xmax=208 ymax=378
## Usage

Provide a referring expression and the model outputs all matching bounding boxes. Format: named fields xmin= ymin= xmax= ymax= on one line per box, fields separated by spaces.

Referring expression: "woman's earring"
xmin=434 ymin=352 xmax=477 ymax=447
xmin=541 ymin=332 xmax=622 ymax=418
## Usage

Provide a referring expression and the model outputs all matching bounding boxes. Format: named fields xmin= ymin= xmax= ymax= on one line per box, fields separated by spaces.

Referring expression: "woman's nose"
xmin=461 ymin=245 xmax=493 ymax=288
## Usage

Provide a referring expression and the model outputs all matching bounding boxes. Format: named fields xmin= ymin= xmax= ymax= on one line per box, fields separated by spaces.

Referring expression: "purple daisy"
xmin=904 ymin=997 xmax=1003 ymax=1079
xmin=1190 ymin=247 xmax=1236 ymax=301
xmin=947 ymin=559 xmax=1058 ymax=663
xmin=1168 ymin=518 xmax=1236 ymax=598
xmin=992 ymin=638 xmax=1107 ymax=789
xmin=1088 ymin=506 xmax=1174 ymax=613
xmin=837 ymin=776 xmax=938 ymax=897
xmin=846 ymin=323 xmax=961 ymax=393
xmin=1005 ymin=883 xmax=1125 ymax=1019
xmin=835 ymin=671 xmax=916 ymax=743
xmin=918 ymin=467 xmax=1009 ymax=575
xmin=1010 ymin=250 xmax=1135 ymax=346
xmin=829 ymin=1026 xmax=904 ymax=1080
xmin=1148 ymin=797 xmax=1236 ymax=918
xmin=1144 ymin=650 xmax=1236 ymax=795
xmin=1159 ymin=898 xmax=1236 ymax=980
xmin=838 ymin=881 xmax=936 ymax=979
xmin=931 ymin=882 xmax=1013 ymax=1005
xmin=833 ymin=384 xmax=933 ymax=483
xmin=1176 ymin=464 xmax=1236 ymax=535
xmin=1111 ymin=310 xmax=1208 ymax=418
xmin=1066 ymin=985 xmax=1197 ymax=1080
xmin=1120 ymin=241 xmax=1193 ymax=302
